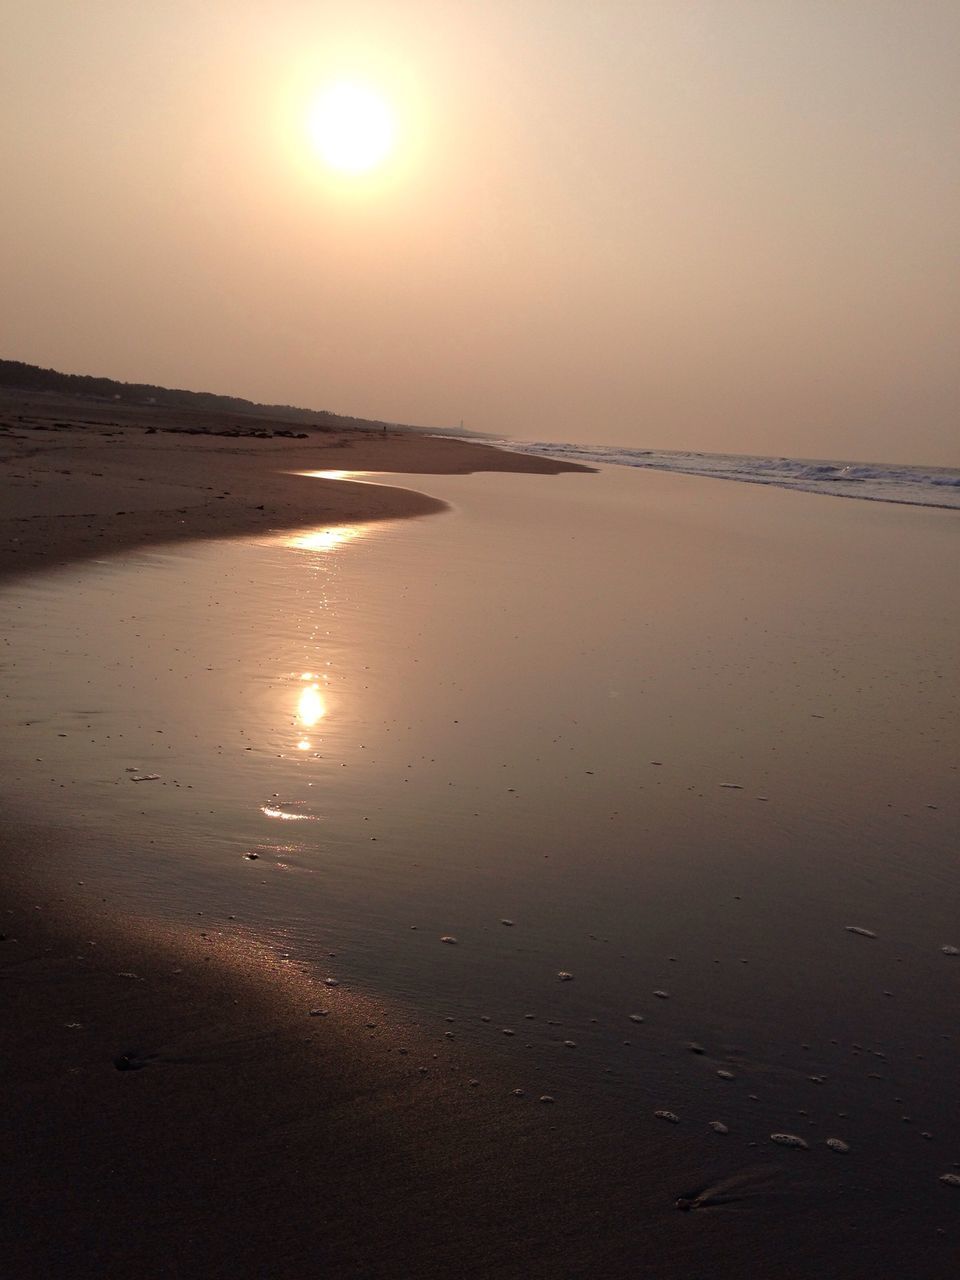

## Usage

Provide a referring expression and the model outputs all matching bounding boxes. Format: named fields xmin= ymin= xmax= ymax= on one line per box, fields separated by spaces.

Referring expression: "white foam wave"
xmin=490 ymin=441 xmax=960 ymax=510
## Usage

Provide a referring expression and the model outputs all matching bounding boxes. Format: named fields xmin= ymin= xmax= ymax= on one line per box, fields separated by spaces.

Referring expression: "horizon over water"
xmin=477 ymin=437 xmax=960 ymax=511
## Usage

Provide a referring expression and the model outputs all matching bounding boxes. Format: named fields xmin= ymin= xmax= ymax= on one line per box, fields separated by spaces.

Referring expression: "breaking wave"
xmin=492 ymin=441 xmax=960 ymax=510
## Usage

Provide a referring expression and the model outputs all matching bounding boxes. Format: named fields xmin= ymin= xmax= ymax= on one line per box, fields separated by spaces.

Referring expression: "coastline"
xmin=0 ymin=391 xmax=587 ymax=585
xmin=0 ymin=397 xmax=603 ymax=1278
xmin=2 ymin=397 xmax=956 ymax=1279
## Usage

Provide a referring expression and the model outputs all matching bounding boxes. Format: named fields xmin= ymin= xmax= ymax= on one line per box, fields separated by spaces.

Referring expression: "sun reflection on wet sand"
xmin=297 ymin=683 xmax=325 ymax=727
xmin=292 ymin=469 xmax=377 ymax=482
xmin=287 ymin=526 xmax=362 ymax=553
xmin=260 ymin=805 xmax=316 ymax=822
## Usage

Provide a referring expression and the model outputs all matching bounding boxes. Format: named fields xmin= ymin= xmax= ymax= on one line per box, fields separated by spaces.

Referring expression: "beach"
xmin=2 ymin=390 xmax=959 ymax=1279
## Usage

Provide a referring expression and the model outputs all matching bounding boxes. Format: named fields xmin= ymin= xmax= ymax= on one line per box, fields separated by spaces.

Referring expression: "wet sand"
xmin=0 ymin=394 xmax=605 ymax=1279
xmin=2 ymin=392 xmax=959 ymax=1279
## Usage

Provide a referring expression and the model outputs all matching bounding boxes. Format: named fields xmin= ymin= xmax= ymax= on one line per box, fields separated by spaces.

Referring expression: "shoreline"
xmin=0 ymin=397 xmax=605 ymax=1278
xmin=0 ymin=391 xmax=588 ymax=586
xmin=2 ymin=397 xmax=956 ymax=1278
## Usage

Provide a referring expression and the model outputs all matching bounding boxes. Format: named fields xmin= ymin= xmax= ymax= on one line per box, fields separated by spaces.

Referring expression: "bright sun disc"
xmin=309 ymin=81 xmax=395 ymax=173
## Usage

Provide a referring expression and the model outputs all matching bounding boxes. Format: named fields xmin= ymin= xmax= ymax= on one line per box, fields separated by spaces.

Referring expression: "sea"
xmin=485 ymin=439 xmax=960 ymax=510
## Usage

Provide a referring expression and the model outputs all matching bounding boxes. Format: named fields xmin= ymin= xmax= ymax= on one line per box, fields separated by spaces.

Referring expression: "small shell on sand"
xmin=512 ymin=1088 xmax=526 ymax=1097
xmin=770 ymin=1133 xmax=808 ymax=1149
xmin=629 ymin=1014 xmax=644 ymax=1024
xmin=709 ymin=1121 xmax=729 ymax=1134
xmin=563 ymin=1040 xmax=577 ymax=1048
xmin=845 ymin=926 xmax=877 ymax=939
xmin=825 ymin=1138 xmax=850 ymax=1153
xmin=653 ymin=990 xmax=670 ymax=999
xmin=308 ymin=1008 xmax=328 ymax=1017
xmin=716 ymin=1069 xmax=735 ymax=1080
xmin=686 ymin=1042 xmax=705 ymax=1054
xmin=655 ymin=1110 xmax=680 ymax=1124
xmin=557 ymin=971 xmax=574 ymax=981
xmin=939 ymin=1173 xmax=960 ymax=1187
xmin=501 ymin=919 xmax=515 ymax=926
xmin=440 ymin=936 xmax=458 ymax=945
xmin=539 ymin=1094 xmax=555 ymax=1104
xmin=941 ymin=945 xmax=959 ymax=956
xmin=322 ymin=977 xmax=339 ymax=987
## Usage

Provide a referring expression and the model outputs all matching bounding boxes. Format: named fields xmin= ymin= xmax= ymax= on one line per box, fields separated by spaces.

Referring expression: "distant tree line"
xmin=0 ymin=358 xmax=413 ymax=432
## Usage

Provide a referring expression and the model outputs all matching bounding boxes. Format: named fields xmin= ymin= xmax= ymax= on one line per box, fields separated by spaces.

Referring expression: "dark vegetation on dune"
xmin=0 ymin=357 xmax=425 ymax=434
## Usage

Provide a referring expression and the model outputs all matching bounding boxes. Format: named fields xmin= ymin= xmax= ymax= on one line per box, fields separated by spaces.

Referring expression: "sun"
xmin=308 ymin=81 xmax=396 ymax=174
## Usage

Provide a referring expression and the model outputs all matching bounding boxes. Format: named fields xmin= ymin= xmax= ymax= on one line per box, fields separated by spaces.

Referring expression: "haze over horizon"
xmin=3 ymin=1 xmax=958 ymax=466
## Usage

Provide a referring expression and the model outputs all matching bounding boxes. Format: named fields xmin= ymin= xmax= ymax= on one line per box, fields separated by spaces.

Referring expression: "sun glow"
xmin=308 ymin=81 xmax=396 ymax=173
xmin=298 ymin=684 xmax=325 ymax=727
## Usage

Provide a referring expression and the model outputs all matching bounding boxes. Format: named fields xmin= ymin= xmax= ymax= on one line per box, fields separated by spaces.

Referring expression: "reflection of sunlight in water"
xmin=298 ymin=683 xmax=325 ymax=727
xmin=261 ymin=805 xmax=315 ymax=822
xmin=291 ymin=469 xmax=377 ymax=482
xmin=287 ymin=526 xmax=360 ymax=553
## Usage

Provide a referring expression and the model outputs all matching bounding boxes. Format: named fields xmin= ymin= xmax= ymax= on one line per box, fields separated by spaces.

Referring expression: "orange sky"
xmin=2 ymin=1 xmax=958 ymax=464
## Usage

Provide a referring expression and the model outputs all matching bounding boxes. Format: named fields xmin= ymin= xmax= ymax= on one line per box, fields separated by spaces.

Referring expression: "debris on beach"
xmin=129 ymin=773 xmax=160 ymax=782
xmin=653 ymin=989 xmax=670 ymax=999
xmin=512 ymin=1088 xmax=526 ymax=1097
xmin=719 ymin=783 xmax=743 ymax=790
xmin=557 ymin=971 xmax=574 ymax=981
xmin=243 ymin=852 xmax=259 ymax=860
xmin=629 ymin=1014 xmax=644 ymax=1024
xmin=845 ymin=926 xmax=877 ymax=939
xmin=654 ymin=1110 xmax=680 ymax=1124
xmin=716 ymin=1069 xmax=735 ymax=1080
xmin=322 ymin=977 xmax=339 ymax=987
xmin=113 ymin=1050 xmax=149 ymax=1072
xmin=770 ymin=1133 xmax=808 ymax=1149
xmin=825 ymin=1138 xmax=850 ymax=1153
xmin=501 ymin=919 xmax=515 ymax=926
xmin=538 ymin=1094 xmax=555 ymax=1104
xmin=440 ymin=935 xmax=458 ymax=944
xmin=686 ymin=1042 xmax=705 ymax=1054
xmin=939 ymin=1173 xmax=960 ymax=1187
xmin=308 ymin=1008 xmax=328 ymax=1017
xmin=709 ymin=1121 xmax=729 ymax=1134
xmin=563 ymin=1040 xmax=577 ymax=1048
xmin=941 ymin=945 xmax=959 ymax=956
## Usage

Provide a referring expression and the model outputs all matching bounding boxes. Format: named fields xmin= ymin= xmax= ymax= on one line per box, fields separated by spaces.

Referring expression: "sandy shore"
xmin=0 ymin=393 xmax=616 ymax=1279
xmin=2 ymin=392 xmax=956 ymax=1279
xmin=0 ymin=389 xmax=583 ymax=585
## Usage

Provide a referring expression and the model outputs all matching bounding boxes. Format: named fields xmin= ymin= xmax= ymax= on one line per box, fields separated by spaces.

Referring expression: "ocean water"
xmin=1 ymin=466 xmax=958 ymax=1254
xmin=487 ymin=439 xmax=960 ymax=510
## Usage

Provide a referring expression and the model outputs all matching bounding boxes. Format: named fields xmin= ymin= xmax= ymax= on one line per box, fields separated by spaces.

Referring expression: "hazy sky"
xmin=3 ymin=1 xmax=958 ymax=463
